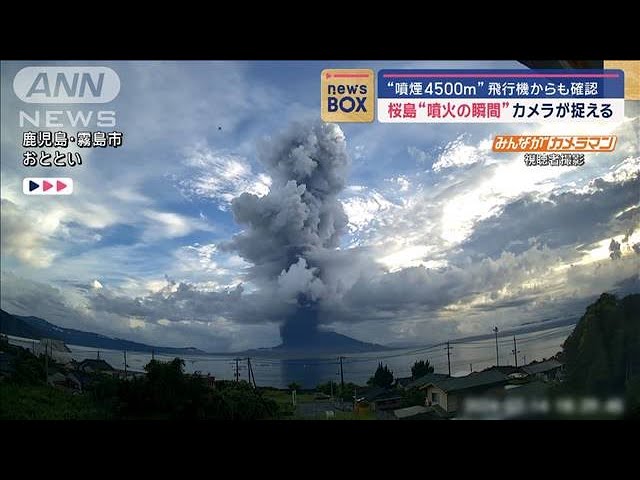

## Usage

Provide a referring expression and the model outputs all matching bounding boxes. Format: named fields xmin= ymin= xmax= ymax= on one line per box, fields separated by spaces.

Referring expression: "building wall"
xmin=425 ymin=385 xmax=448 ymax=411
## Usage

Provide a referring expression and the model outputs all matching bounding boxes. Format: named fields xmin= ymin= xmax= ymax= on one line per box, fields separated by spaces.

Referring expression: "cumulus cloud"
xmin=431 ymin=134 xmax=492 ymax=172
xmin=175 ymin=145 xmax=271 ymax=209
xmin=463 ymin=165 xmax=640 ymax=258
xmin=341 ymin=188 xmax=396 ymax=239
xmin=1 ymin=199 xmax=58 ymax=267
xmin=0 ymin=271 xmax=260 ymax=351
xmin=338 ymin=246 xmax=561 ymax=319
xmin=141 ymin=209 xmax=212 ymax=240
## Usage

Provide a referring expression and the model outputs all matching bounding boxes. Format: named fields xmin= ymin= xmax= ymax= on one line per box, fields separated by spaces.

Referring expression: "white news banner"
xmin=23 ymin=178 xmax=73 ymax=195
xmin=377 ymin=98 xmax=625 ymax=123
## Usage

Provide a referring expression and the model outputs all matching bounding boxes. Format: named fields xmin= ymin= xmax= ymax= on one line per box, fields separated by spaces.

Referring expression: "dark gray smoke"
xmin=221 ymin=122 xmax=350 ymax=345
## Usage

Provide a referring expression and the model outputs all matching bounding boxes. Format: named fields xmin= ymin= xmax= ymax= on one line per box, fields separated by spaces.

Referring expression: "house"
xmin=521 ymin=359 xmax=563 ymax=381
xmin=77 ymin=358 xmax=115 ymax=374
xmin=421 ymin=370 xmax=510 ymax=414
xmin=405 ymin=372 xmax=449 ymax=390
xmin=356 ymin=387 xmax=403 ymax=412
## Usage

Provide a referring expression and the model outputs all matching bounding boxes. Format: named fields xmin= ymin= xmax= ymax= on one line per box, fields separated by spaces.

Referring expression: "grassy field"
xmin=261 ymin=388 xmax=316 ymax=405
xmin=0 ymin=384 xmax=109 ymax=420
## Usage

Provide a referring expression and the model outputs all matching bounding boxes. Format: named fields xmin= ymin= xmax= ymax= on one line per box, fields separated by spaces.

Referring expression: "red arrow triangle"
xmin=42 ymin=180 xmax=53 ymax=191
xmin=56 ymin=180 xmax=67 ymax=192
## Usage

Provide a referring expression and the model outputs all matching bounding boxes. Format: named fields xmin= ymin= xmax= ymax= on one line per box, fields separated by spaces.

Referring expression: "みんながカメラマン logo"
xmin=321 ymin=69 xmax=374 ymax=122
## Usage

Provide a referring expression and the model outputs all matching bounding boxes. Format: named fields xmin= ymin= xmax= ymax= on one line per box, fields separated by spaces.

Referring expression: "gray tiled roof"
xmin=406 ymin=372 xmax=449 ymax=389
xmin=79 ymin=358 xmax=115 ymax=371
xmin=521 ymin=359 xmax=563 ymax=375
xmin=427 ymin=370 xmax=509 ymax=393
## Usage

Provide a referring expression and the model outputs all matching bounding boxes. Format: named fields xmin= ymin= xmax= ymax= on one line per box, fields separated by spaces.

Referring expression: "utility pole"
xmin=339 ymin=356 xmax=345 ymax=389
xmin=493 ymin=326 xmax=500 ymax=367
xmin=44 ymin=341 xmax=49 ymax=383
xmin=445 ymin=341 xmax=453 ymax=377
xmin=470 ymin=363 xmax=473 ymax=373
xmin=247 ymin=357 xmax=257 ymax=388
xmin=234 ymin=358 xmax=240 ymax=382
xmin=512 ymin=336 xmax=520 ymax=367
xmin=151 ymin=349 xmax=155 ymax=361
xmin=97 ymin=350 xmax=100 ymax=360
xmin=124 ymin=351 xmax=127 ymax=379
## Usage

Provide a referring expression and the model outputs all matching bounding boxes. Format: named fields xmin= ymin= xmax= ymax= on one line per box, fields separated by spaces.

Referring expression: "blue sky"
xmin=1 ymin=60 xmax=638 ymax=351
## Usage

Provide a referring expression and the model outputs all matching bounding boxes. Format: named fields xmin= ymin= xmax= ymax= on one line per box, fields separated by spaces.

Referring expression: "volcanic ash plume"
xmin=222 ymin=121 xmax=350 ymax=344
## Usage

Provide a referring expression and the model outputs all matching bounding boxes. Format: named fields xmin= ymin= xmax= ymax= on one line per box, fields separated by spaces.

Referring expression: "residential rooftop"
xmin=429 ymin=370 xmax=509 ymax=393
xmin=521 ymin=359 xmax=563 ymax=375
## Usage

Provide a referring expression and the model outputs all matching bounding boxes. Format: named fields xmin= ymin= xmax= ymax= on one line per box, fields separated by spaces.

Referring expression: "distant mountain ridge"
xmin=241 ymin=329 xmax=388 ymax=358
xmin=0 ymin=309 xmax=206 ymax=355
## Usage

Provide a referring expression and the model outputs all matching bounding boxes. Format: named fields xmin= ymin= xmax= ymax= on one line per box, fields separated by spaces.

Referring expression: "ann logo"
xmin=321 ymin=69 xmax=374 ymax=123
xmin=13 ymin=66 xmax=120 ymax=104
xmin=26 ymin=72 xmax=105 ymax=99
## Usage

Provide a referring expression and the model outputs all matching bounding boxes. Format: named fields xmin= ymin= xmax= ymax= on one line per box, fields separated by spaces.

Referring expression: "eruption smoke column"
xmin=222 ymin=122 xmax=350 ymax=345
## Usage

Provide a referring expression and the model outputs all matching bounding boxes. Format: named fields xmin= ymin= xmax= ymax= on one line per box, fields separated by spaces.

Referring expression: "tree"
xmin=288 ymin=382 xmax=301 ymax=392
xmin=316 ymin=380 xmax=338 ymax=395
xmin=368 ymin=362 xmax=394 ymax=389
xmin=401 ymin=387 xmax=426 ymax=408
xmin=561 ymin=293 xmax=639 ymax=395
xmin=411 ymin=359 xmax=434 ymax=379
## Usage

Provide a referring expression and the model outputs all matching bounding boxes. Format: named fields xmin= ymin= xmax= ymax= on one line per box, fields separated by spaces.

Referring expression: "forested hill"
xmin=0 ymin=309 xmax=206 ymax=355
xmin=561 ymin=293 xmax=640 ymax=395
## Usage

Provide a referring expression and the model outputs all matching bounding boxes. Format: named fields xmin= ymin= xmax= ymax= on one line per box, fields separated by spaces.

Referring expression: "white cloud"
xmin=1 ymin=199 xmax=59 ymax=267
xmin=341 ymin=188 xmax=396 ymax=236
xmin=378 ymin=245 xmax=447 ymax=272
xmin=142 ymin=209 xmax=211 ymax=240
xmin=408 ymin=146 xmax=429 ymax=163
xmin=432 ymin=135 xmax=492 ymax=172
xmin=176 ymin=144 xmax=271 ymax=209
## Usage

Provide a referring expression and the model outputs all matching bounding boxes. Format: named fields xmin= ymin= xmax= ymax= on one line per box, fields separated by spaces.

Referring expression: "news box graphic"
xmin=321 ymin=69 xmax=375 ymax=123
